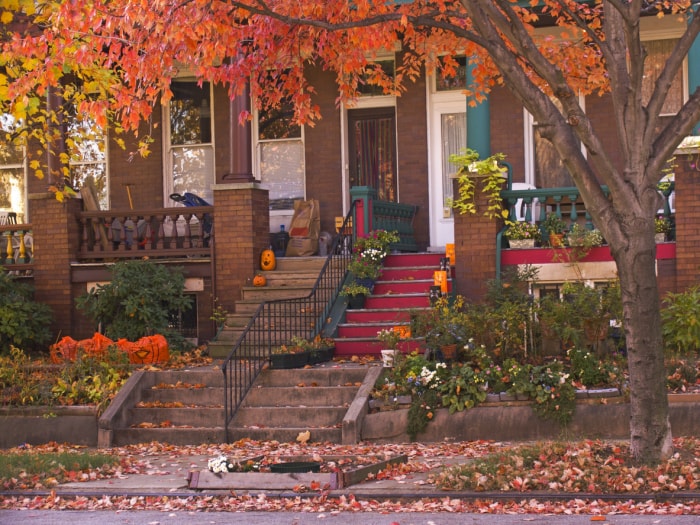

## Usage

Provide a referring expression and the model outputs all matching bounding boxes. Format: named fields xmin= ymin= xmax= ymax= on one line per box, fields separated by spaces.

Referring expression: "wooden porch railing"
xmin=76 ymin=206 xmax=213 ymax=261
xmin=349 ymin=186 xmax=419 ymax=251
xmin=497 ymin=182 xmax=676 ymax=274
xmin=1 ymin=222 xmax=34 ymax=275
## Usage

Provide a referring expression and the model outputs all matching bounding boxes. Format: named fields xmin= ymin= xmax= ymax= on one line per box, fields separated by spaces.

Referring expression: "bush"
xmin=0 ymin=271 xmax=52 ymax=353
xmin=661 ymin=285 xmax=700 ymax=356
xmin=76 ymin=260 xmax=192 ymax=346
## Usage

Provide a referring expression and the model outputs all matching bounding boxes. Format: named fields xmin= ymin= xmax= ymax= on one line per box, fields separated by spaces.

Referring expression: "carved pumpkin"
xmin=128 ymin=334 xmax=170 ymax=364
xmin=260 ymin=248 xmax=276 ymax=271
xmin=253 ymin=274 xmax=267 ymax=287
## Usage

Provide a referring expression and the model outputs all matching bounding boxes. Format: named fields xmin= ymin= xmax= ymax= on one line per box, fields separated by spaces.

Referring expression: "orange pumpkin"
xmin=260 ymin=248 xmax=276 ymax=271
xmin=128 ymin=334 xmax=170 ymax=364
xmin=253 ymin=274 xmax=267 ymax=287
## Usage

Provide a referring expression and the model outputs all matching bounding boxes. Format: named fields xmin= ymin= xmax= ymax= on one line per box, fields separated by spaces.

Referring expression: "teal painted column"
xmin=466 ymin=63 xmax=491 ymax=158
xmin=689 ymin=7 xmax=700 ymax=135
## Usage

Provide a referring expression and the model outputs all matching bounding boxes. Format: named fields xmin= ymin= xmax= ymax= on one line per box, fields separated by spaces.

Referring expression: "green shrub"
xmin=0 ymin=271 xmax=52 ymax=353
xmin=76 ymin=260 xmax=192 ymax=345
xmin=661 ymin=285 xmax=700 ymax=356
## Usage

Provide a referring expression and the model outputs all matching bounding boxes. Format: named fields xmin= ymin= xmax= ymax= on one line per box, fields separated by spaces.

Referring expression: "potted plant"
xmin=542 ymin=213 xmax=567 ymax=247
xmin=270 ymin=339 xmax=309 ymax=369
xmin=348 ymin=230 xmax=400 ymax=283
xmin=340 ymin=280 xmax=372 ymax=309
xmin=412 ymin=296 xmax=468 ymax=361
xmin=448 ymin=148 xmax=509 ymax=219
xmin=565 ymin=223 xmax=603 ymax=248
xmin=504 ymin=221 xmax=541 ymax=249
xmin=655 ymin=216 xmax=672 ymax=242
xmin=377 ymin=326 xmax=410 ymax=366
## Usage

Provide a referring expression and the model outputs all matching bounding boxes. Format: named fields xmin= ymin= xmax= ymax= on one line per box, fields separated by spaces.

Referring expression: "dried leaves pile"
xmin=1 ymin=438 xmax=700 ymax=515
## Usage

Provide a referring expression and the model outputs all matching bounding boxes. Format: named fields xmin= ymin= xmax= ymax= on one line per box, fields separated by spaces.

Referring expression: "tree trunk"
xmin=613 ymin=226 xmax=672 ymax=463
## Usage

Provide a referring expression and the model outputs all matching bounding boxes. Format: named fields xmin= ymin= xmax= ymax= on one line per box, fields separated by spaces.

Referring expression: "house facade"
xmin=2 ymin=14 xmax=699 ymax=346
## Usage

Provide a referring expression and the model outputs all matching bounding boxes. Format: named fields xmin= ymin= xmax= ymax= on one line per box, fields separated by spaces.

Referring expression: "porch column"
xmin=349 ymin=186 xmax=376 ymax=237
xmin=452 ymin=180 xmax=504 ymax=301
xmin=688 ymin=7 xmax=700 ymax=135
xmin=27 ymin=193 xmax=82 ymax=340
xmin=672 ymin=149 xmax=700 ymax=292
xmin=466 ymin=62 xmax=491 ymax=158
xmin=213 ymin=183 xmax=269 ymax=316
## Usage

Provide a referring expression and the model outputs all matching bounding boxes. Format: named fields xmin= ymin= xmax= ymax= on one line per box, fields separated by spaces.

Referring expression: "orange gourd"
xmin=260 ymin=248 xmax=276 ymax=271
xmin=253 ymin=274 xmax=267 ymax=287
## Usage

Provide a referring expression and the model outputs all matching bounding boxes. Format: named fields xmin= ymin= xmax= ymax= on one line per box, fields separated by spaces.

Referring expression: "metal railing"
xmin=76 ymin=206 xmax=213 ymax=261
xmin=221 ymin=204 xmax=356 ymax=441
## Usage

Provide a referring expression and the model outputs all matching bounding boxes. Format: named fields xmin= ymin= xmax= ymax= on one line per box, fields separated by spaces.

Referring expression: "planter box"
xmin=0 ymin=406 xmax=98 ymax=448
xmin=270 ymin=352 xmax=309 ymax=369
xmin=308 ymin=346 xmax=335 ymax=365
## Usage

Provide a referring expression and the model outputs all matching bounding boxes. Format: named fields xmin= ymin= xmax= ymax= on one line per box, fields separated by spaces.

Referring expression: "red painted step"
xmin=334 ymin=252 xmax=450 ymax=356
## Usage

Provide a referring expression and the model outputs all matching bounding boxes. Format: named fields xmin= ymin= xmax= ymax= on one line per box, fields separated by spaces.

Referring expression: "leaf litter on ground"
xmin=1 ymin=438 xmax=699 ymax=515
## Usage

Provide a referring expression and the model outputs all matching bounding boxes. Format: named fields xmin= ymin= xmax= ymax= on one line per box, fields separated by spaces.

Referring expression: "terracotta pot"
xmin=440 ymin=343 xmax=458 ymax=361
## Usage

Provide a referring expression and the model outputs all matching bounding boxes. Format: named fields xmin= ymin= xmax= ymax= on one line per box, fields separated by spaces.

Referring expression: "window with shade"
xmin=256 ymin=101 xmax=304 ymax=210
xmin=0 ymin=114 xmax=26 ymax=223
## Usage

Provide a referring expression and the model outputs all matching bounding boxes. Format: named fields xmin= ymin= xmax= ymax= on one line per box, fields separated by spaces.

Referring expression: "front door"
xmin=429 ymin=98 xmax=466 ymax=248
xmin=348 ymin=108 xmax=397 ymax=201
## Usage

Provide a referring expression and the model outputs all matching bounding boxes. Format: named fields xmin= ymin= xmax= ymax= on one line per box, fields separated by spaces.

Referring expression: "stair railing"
xmin=221 ymin=204 xmax=356 ymax=441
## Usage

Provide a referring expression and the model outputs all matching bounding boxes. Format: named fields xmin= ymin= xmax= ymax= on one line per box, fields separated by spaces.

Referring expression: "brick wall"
xmin=673 ymin=151 xmax=700 ymax=293
xmin=27 ymin=194 xmax=82 ymax=340
xmin=396 ymin=66 xmax=430 ymax=251
xmin=452 ymin=178 xmax=505 ymax=300
xmin=213 ymin=184 xmax=270 ymax=314
xmin=304 ymin=67 xmax=344 ymax=235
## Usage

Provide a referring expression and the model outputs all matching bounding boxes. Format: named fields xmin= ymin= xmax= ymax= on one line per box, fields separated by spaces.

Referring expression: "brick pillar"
xmin=673 ymin=150 xmax=700 ymax=292
xmin=27 ymin=193 xmax=82 ymax=340
xmin=452 ymin=178 xmax=505 ymax=301
xmin=213 ymin=183 xmax=269 ymax=314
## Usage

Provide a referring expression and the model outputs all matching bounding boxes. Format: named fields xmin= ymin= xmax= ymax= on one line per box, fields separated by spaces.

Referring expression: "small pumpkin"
xmin=260 ymin=248 xmax=276 ymax=271
xmin=253 ymin=274 xmax=267 ymax=287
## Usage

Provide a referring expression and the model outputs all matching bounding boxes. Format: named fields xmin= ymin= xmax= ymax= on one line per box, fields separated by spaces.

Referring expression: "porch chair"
xmin=511 ymin=182 xmax=540 ymax=223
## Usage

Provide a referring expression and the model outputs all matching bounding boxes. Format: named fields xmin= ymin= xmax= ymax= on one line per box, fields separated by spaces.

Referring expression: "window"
xmin=358 ymin=59 xmax=396 ymax=96
xmin=166 ymin=80 xmax=214 ymax=204
xmin=67 ymin=109 xmax=108 ymax=209
xmin=256 ymin=101 xmax=304 ymax=210
xmin=642 ymin=39 xmax=684 ymax=115
xmin=441 ymin=111 xmax=467 ymax=209
xmin=435 ymin=56 xmax=467 ymax=92
xmin=0 ymin=114 xmax=26 ymax=223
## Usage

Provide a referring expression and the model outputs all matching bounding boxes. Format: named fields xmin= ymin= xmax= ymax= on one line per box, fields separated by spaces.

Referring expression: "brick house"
xmin=2 ymin=14 xmax=699 ymax=346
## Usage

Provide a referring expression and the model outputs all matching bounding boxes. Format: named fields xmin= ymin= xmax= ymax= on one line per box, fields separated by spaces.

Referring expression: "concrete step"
xmin=241 ymin=286 xmax=315 ymax=301
xmin=256 ymin=367 xmax=367 ymax=387
xmin=147 ymin=369 xmax=224 ymax=387
xmin=243 ymin=385 xmax=357 ymax=406
xmin=139 ymin=386 xmax=224 ymax=405
xmin=226 ymin=426 xmax=342 ymax=444
xmin=129 ymin=406 xmax=224 ymax=427
xmin=233 ymin=406 xmax=348 ymax=427
xmin=112 ymin=427 xmax=225 ymax=446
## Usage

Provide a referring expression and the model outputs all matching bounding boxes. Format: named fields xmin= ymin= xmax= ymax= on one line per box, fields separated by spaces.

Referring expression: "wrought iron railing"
xmin=76 ymin=206 xmax=213 ymax=261
xmin=221 ymin=205 xmax=356 ymax=442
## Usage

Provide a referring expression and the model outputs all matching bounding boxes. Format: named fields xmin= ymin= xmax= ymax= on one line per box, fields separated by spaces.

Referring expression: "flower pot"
xmin=655 ymin=232 xmax=666 ymax=243
xmin=508 ymin=239 xmax=535 ymax=249
xmin=347 ymin=294 xmax=366 ymax=309
xmin=381 ymin=349 xmax=398 ymax=367
xmin=270 ymin=352 xmax=308 ymax=369
xmin=548 ymin=233 xmax=565 ymax=247
xmin=439 ymin=343 xmax=458 ymax=361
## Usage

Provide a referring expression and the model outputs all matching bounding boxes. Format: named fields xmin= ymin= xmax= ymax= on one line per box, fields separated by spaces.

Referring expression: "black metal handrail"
xmin=221 ymin=204 xmax=356 ymax=441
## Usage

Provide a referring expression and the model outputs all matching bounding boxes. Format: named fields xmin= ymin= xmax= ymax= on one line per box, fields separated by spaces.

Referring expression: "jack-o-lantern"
xmin=260 ymin=248 xmax=276 ymax=271
xmin=128 ymin=334 xmax=170 ymax=364
xmin=253 ymin=274 xmax=267 ymax=287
